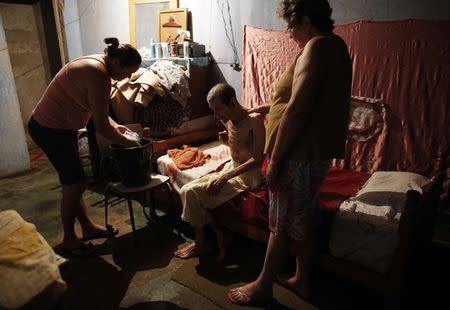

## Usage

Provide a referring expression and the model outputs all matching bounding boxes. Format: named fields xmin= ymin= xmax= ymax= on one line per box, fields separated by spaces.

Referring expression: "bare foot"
xmin=216 ymin=230 xmax=232 ymax=262
xmin=228 ymin=281 xmax=273 ymax=305
xmin=174 ymin=242 xmax=209 ymax=259
xmin=277 ymin=275 xmax=311 ymax=300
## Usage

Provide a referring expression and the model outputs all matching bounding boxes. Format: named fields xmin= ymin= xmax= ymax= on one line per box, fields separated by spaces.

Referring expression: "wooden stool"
xmin=104 ymin=174 xmax=169 ymax=240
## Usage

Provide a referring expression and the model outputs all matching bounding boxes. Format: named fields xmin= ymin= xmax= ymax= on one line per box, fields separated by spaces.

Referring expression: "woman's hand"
xmin=122 ymin=135 xmax=141 ymax=147
xmin=248 ymin=104 xmax=270 ymax=116
xmin=115 ymin=124 xmax=130 ymax=134
xmin=207 ymin=173 xmax=230 ymax=195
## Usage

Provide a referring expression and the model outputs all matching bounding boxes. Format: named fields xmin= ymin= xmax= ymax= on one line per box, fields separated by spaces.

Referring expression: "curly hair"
xmin=104 ymin=37 xmax=142 ymax=67
xmin=278 ymin=0 xmax=334 ymax=33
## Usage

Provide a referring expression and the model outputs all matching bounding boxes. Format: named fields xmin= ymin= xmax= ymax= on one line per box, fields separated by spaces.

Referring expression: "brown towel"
xmin=168 ymin=145 xmax=211 ymax=170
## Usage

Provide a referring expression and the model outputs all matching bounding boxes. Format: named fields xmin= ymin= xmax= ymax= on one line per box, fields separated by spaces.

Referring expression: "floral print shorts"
xmin=269 ymin=160 xmax=331 ymax=241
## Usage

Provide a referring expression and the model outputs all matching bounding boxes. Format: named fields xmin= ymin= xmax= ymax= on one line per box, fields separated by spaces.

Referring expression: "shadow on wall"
xmin=207 ymin=52 xmax=227 ymax=89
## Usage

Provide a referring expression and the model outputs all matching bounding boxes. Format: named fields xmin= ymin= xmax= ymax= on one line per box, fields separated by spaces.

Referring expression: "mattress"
xmin=329 ymin=211 xmax=399 ymax=274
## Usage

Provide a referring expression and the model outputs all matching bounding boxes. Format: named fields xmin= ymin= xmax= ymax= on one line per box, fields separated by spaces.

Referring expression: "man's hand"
xmin=266 ymin=161 xmax=282 ymax=190
xmin=207 ymin=173 xmax=230 ymax=195
xmin=218 ymin=131 xmax=228 ymax=144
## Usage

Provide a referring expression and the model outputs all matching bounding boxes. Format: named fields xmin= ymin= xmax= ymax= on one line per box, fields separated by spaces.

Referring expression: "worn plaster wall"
xmin=0 ymin=3 xmax=50 ymax=147
xmin=0 ymin=15 xmax=30 ymax=177
xmin=77 ymin=0 xmax=129 ymax=55
xmin=64 ymin=0 xmax=83 ymax=59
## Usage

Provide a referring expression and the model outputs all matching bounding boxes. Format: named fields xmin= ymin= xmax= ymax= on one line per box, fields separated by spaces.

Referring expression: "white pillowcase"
xmin=340 ymin=171 xmax=431 ymax=220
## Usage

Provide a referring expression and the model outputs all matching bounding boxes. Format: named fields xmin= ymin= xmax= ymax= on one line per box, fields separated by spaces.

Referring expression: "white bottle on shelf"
xmin=161 ymin=42 xmax=169 ymax=58
xmin=183 ymin=41 xmax=190 ymax=58
xmin=156 ymin=43 xmax=163 ymax=58
xmin=150 ymin=38 xmax=156 ymax=58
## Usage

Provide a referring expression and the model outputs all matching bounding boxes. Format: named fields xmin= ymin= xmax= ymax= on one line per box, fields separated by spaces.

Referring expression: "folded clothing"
xmin=338 ymin=171 xmax=431 ymax=220
xmin=168 ymin=145 xmax=211 ymax=170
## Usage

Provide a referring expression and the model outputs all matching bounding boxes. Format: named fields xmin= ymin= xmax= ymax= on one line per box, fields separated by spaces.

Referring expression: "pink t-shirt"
xmin=33 ymin=56 xmax=106 ymax=130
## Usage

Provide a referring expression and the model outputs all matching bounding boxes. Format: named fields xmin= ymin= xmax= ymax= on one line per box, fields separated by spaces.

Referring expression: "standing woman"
xmin=228 ymin=0 xmax=352 ymax=304
xmin=28 ymin=37 xmax=141 ymax=255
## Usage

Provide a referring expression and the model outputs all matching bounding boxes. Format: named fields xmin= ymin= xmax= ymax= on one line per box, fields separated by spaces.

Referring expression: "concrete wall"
xmin=0 ymin=15 xmax=30 ymax=177
xmin=64 ymin=0 xmax=83 ymax=60
xmin=77 ymin=0 xmax=129 ymax=55
xmin=64 ymin=0 xmax=450 ymax=99
xmin=0 ymin=3 xmax=50 ymax=146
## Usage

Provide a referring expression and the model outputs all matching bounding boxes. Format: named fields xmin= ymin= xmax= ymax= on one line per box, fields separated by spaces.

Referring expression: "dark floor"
xmin=1 ymin=149 xmax=449 ymax=309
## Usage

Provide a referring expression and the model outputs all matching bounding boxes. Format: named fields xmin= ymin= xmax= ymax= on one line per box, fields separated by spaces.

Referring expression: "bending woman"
xmin=28 ymin=37 xmax=141 ymax=256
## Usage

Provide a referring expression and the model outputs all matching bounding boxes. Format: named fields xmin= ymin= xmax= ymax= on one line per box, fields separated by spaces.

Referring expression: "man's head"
xmin=207 ymin=83 xmax=238 ymax=122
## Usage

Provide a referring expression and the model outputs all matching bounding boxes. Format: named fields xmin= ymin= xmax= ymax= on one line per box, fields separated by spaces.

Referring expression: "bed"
xmin=155 ymin=19 xmax=450 ymax=307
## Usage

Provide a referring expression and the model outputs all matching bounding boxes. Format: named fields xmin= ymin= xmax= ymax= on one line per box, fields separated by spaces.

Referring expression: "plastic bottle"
xmin=156 ymin=43 xmax=163 ymax=58
xmin=183 ymin=41 xmax=190 ymax=58
xmin=161 ymin=42 xmax=169 ymax=58
xmin=149 ymin=38 xmax=156 ymax=58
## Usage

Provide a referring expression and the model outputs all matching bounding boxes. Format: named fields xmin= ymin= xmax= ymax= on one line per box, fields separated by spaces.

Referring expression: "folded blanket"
xmin=168 ymin=145 xmax=211 ymax=170
xmin=0 ymin=210 xmax=66 ymax=309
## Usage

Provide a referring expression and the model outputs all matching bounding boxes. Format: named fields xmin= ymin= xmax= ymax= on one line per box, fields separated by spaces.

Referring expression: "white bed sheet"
xmin=329 ymin=211 xmax=399 ymax=274
xmin=157 ymin=140 xmax=232 ymax=192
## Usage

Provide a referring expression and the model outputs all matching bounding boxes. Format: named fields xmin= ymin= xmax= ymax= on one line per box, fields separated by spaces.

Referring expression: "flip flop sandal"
xmin=81 ymin=224 xmax=119 ymax=241
xmin=227 ymin=287 xmax=273 ymax=307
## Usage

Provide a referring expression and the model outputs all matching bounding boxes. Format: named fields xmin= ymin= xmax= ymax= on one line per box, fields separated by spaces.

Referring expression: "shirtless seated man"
xmin=174 ymin=83 xmax=265 ymax=261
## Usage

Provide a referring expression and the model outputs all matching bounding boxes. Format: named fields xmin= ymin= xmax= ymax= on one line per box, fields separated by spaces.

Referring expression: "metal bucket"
xmin=110 ymin=138 xmax=153 ymax=187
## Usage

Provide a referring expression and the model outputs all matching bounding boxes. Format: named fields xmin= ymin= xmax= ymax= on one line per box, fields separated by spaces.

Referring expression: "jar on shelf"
xmin=170 ymin=41 xmax=177 ymax=57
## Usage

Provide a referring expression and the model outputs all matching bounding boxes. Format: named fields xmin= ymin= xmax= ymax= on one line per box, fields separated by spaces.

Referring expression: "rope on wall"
xmin=216 ymin=0 xmax=241 ymax=71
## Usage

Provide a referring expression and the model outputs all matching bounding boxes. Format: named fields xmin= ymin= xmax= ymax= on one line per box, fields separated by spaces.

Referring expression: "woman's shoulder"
xmin=305 ymin=34 xmax=347 ymax=53
xmin=298 ymin=34 xmax=347 ymax=64
xmin=68 ymin=55 xmax=108 ymax=81
xmin=65 ymin=55 xmax=110 ymax=90
xmin=68 ymin=55 xmax=106 ymax=73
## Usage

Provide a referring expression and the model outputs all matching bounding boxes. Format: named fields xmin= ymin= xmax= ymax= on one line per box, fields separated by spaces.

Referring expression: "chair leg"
xmin=127 ymin=198 xmax=137 ymax=240
xmin=149 ymin=190 xmax=157 ymax=219
xmin=104 ymin=191 xmax=109 ymax=226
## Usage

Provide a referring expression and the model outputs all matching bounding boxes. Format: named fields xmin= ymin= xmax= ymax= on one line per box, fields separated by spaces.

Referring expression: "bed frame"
xmin=212 ymin=150 xmax=448 ymax=308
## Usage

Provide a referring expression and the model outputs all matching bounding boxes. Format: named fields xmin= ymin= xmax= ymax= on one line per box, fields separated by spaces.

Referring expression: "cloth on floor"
xmin=168 ymin=145 xmax=211 ymax=170
xmin=0 ymin=210 xmax=66 ymax=309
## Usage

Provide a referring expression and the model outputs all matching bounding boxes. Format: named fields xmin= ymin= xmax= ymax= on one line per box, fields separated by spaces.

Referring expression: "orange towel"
xmin=167 ymin=145 xmax=211 ymax=170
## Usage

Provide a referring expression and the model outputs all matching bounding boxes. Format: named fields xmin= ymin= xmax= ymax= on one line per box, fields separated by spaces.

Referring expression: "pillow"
xmin=347 ymin=96 xmax=385 ymax=141
xmin=340 ymin=171 xmax=431 ymax=220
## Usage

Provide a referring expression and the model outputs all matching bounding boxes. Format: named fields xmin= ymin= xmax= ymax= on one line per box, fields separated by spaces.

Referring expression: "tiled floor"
xmin=1 ymin=149 xmax=449 ymax=309
xmin=1 ymin=148 xmax=222 ymax=310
